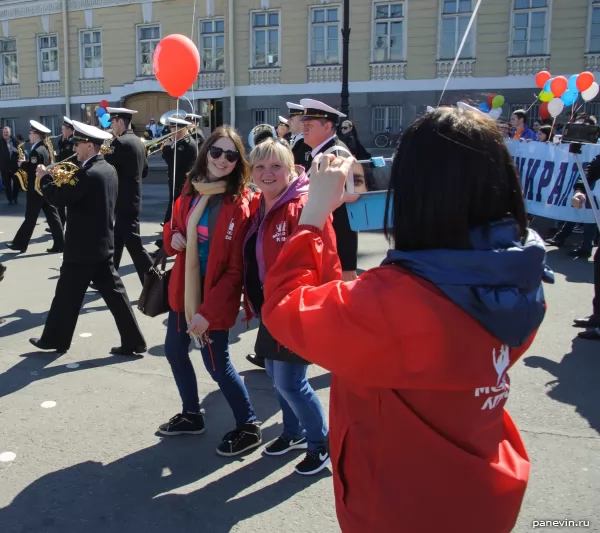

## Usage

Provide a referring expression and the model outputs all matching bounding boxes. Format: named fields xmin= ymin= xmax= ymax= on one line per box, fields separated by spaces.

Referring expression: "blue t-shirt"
xmin=197 ymin=206 xmax=210 ymax=276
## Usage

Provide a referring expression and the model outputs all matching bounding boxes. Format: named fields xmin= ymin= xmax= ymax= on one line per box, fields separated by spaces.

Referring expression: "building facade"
xmin=0 ymin=0 xmax=598 ymax=146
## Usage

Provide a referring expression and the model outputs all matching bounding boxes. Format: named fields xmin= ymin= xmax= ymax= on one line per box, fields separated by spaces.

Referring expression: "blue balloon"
xmin=543 ymin=79 xmax=553 ymax=93
xmin=100 ymin=113 xmax=111 ymax=128
xmin=96 ymin=106 xmax=106 ymax=118
xmin=561 ymin=89 xmax=579 ymax=107
xmin=479 ymin=102 xmax=490 ymax=113
xmin=568 ymin=74 xmax=579 ymax=92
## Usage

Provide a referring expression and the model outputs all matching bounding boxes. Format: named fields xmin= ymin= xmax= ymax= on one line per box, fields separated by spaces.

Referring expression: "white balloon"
xmin=80 ymin=103 xmax=86 ymax=110
xmin=548 ymin=98 xmax=565 ymax=118
xmin=488 ymin=107 xmax=502 ymax=120
xmin=582 ymin=82 xmax=600 ymax=102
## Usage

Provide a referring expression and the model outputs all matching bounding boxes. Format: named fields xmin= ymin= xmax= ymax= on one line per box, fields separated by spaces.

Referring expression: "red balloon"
xmin=99 ymin=99 xmax=109 ymax=109
xmin=576 ymin=71 xmax=595 ymax=93
xmin=153 ymin=34 xmax=200 ymax=98
xmin=539 ymin=102 xmax=550 ymax=120
xmin=487 ymin=94 xmax=497 ymax=108
xmin=550 ymin=76 xmax=568 ymax=97
xmin=536 ymin=70 xmax=552 ymax=89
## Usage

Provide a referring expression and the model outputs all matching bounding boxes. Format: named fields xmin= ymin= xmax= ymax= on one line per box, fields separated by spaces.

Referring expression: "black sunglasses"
xmin=209 ymin=146 xmax=240 ymax=163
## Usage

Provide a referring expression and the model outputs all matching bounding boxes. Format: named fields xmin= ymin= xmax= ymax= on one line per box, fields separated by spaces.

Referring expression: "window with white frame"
xmin=372 ymin=105 xmax=402 ymax=133
xmin=252 ymin=108 xmax=279 ymax=126
xmin=252 ymin=11 xmax=280 ymax=68
xmin=373 ymin=2 xmax=404 ymax=63
xmin=200 ymin=19 xmax=225 ymax=72
xmin=0 ymin=39 xmax=18 ymax=85
xmin=138 ymin=25 xmax=160 ymax=77
xmin=310 ymin=6 xmax=340 ymax=65
xmin=589 ymin=0 xmax=600 ymax=53
xmin=80 ymin=30 xmax=103 ymax=79
xmin=40 ymin=116 xmax=59 ymax=136
xmin=1 ymin=118 xmax=17 ymax=133
xmin=439 ymin=0 xmax=474 ymax=60
xmin=511 ymin=0 xmax=548 ymax=57
xmin=38 ymin=34 xmax=59 ymax=82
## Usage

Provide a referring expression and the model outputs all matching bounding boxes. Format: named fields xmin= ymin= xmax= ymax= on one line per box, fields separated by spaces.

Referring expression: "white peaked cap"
xmin=299 ymin=98 xmax=346 ymax=120
xmin=29 ymin=120 xmax=51 ymax=134
xmin=286 ymin=102 xmax=304 ymax=111
xmin=71 ymin=119 xmax=113 ymax=143
xmin=278 ymin=116 xmax=289 ymax=124
xmin=168 ymin=117 xmax=192 ymax=126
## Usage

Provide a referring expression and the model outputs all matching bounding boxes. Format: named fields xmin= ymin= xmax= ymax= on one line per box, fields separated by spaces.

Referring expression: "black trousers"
xmin=113 ymin=213 xmax=152 ymax=284
xmin=1 ymin=171 xmax=19 ymax=202
xmin=40 ymin=259 xmax=146 ymax=350
xmin=56 ymin=206 xmax=66 ymax=226
xmin=594 ymin=247 xmax=600 ymax=316
xmin=12 ymin=192 xmax=64 ymax=251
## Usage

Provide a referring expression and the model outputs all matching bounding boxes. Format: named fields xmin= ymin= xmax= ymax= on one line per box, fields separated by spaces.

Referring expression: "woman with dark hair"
xmin=159 ymin=126 xmax=262 ymax=457
xmin=260 ymin=108 xmax=552 ymax=532
xmin=536 ymin=125 xmax=554 ymax=143
xmin=338 ymin=120 xmax=371 ymax=160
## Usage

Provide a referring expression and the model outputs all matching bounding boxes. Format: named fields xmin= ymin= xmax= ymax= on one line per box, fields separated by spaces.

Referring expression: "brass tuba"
xmin=35 ymin=153 xmax=79 ymax=195
xmin=14 ymin=143 xmax=28 ymax=192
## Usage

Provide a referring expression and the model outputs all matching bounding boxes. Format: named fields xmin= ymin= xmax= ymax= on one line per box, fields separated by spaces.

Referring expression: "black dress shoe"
xmin=246 ymin=354 xmax=266 ymax=369
xmin=573 ymin=315 xmax=600 ymax=328
xmin=110 ymin=345 xmax=147 ymax=356
xmin=7 ymin=243 xmax=25 ymax=253
xmin=568 ymin=248 xmax=592 ymax=259
xmin=577 ymin=328 xmax=600 ymax=340
xmin=46 ymin=247 xmax=63 ymax=254
xmin=29 ymin=337 xmax=68 ymax=352
xmin=45 ymin=228 xmax=52 ymax=233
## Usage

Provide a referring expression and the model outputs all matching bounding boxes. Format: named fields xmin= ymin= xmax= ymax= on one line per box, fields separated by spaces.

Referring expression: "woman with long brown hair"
xmin=159 ymin=126 xmax=262 ymax=457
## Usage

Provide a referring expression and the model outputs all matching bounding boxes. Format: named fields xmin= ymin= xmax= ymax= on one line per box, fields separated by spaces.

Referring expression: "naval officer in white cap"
xmin=8 ymin=119 xmax=64 ymax=254
xmin=53 ymin=116 xmax=77 ymax=227
xmin=30 ymin=120 xmax=146 ymax=355
xmin=277 ymin=116 xmax=291 ymax=143
xmin=286 ymin=102 xmax=311 ymax=168
xmin=299 ymin=98 xmax=357 ymax=281
xmin=104 ymin=107 xmax=152 ymax=284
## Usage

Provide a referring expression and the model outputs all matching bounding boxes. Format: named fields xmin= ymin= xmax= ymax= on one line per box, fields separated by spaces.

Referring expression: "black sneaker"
xmin=158 ymin=411 xmax=205 ymax=435
xmin=216 ymin=422 xmax=262 ymax=457
xmin=295 ymin=446 xmax=331 ymax=476
xmin=264 ymin=435 xmax=308 ymax=456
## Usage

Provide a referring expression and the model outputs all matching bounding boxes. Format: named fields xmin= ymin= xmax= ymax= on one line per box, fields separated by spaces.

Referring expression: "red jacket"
xmin=263 ymin=228 xmax=534 ymax=533
xmin=163 ymin=191 xmax=252 ymax=330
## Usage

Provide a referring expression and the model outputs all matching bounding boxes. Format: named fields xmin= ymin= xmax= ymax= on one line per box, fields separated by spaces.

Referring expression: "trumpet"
xmin=144 ymin=129 xmax=194 ymax=156
xmin=35 ymin=153 xmax=79 ymax=195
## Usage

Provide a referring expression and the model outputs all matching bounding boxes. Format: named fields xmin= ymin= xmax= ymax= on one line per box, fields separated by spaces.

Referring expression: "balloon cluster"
xmin=536 ymin=70 xmax=599 ymax=120
xmin=95 ymin=99 xmax=111 ymax=129
xmin=478 ymin=93 xmax=505 ymax=120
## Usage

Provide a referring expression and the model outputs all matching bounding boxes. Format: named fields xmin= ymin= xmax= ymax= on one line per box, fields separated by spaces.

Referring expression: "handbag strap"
xmin=153 ymin=247 xmax=168 ymax=271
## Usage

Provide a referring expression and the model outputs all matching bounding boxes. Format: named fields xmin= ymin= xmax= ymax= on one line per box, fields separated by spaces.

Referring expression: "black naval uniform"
xmin=37 ymin=154 xmax=146 ymax=351
xmin=306 ymin=136 xmax=358 ymax=272
xmin=55 ymin=135 xmax=77 ymax=226
xmin=104 ymin=129 xmax=152 ymax=283
xmin=162 ymin=134 xmax=198 ymax=224
xmin=10 ymin=141 xmax=64 ymax=253
xmin=291 ymin=133 xmax=312 ymax=171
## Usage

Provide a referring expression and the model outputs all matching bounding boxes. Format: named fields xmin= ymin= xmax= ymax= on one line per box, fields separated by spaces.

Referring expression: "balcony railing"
xmin=370 ymin=62 xmax=406 ymax=80
xmin=38 ymin=81 xmax=60 ymax=97
xmin=307 ymin=65 xmax=341 ymax=83
xmin=508 ymin=56 xmax=549 ymax=76
xmin=249 ymin=68 xmax=281 ymax=85
xmin=198 ymin=72 xmax=226 ymax=90
xmin=0 ymin=84 xmax=20 ymax=100
xmin=585 ymin=53 xmax=600 ymax=72
xmin=79 ymin=79 xmax=104 ymax=95
xmin=436 ymin=59 xmax=475 ymax=78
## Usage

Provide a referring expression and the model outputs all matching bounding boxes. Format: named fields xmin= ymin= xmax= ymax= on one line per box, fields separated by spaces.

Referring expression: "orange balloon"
xmin=550 ymin=76 xmax=568 ymax=97
xmin=535 ymin=70 xmax=551 ymax=89
xmin=153 ymin=34 xmax=200 ymax=98
xmin=576 ymin=71 xmax=595 ymax=93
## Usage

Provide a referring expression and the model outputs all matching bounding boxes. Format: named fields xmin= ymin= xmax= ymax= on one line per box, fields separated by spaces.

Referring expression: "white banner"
xmin=507 ymin=140 xmax=600 ymax=223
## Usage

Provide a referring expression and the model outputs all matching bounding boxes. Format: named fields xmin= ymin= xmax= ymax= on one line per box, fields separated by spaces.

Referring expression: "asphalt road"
xmin=0 ymin=184 xmax=598 ymax=533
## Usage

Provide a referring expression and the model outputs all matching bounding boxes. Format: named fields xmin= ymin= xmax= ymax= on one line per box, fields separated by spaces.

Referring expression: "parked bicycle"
xmin=374 ymin=127 xmax=403 ymax=148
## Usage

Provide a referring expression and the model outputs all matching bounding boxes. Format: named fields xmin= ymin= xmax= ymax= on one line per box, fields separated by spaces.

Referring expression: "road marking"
xmin=79 ymin=333 xmax=92 ymax=338
xmin=66 ymin=363 xmax=80 ymax=369
xmin=41 ymin=401 xmax=56 ymax=409
xmin=0 ymin=452 xmax=16 ymax=462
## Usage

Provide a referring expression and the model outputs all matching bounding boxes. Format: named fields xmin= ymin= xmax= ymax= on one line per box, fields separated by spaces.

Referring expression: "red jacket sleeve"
xmin=197 ymin=200 xmax=250 ymax=326
xmin=162 ymin=196 xmax=185 ymax=257
xmin=262 ymin=228 xmax=398 ymax=386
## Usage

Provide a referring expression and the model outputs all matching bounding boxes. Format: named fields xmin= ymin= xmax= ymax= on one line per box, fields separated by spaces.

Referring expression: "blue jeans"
xmin=265 ymin=359 xmax=328 ymax=451
xmin=164 ymin=310 xmax=256 ymax=426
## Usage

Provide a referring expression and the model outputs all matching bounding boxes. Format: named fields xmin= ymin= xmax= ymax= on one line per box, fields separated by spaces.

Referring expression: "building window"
xmin=138 ymin=25 xmax=160 ymax=77
xmin=373 ymin=2 xmax=404 ymax=62
xmin=40 ymin=116 xmax=59 ymax=136
xmin=511 ymin=0 xmax=548 ymax=57
xmin=0 ymin=39 xmax=18 ymax=85
xmin=200 ymin=19 xmax=225 ymax=72
xmin=372 ymin=105 xmax=402 ymax=133
xmin=80 ymin=30 xmax=103 ymax=79
xmin=310 ymin=6 xmax=340 ymax=65
xmin=38 ymin=34 xmax=59 ymax=82
xmin=252 ymin=108 xmax=279 ymax=126
xmin=589 ymin=0 xmax=600 ymax=53
xmin=439 ymin=0 xmax=474 ymax=60
xmin=252 ymin=11 xmax=280 ymax=68
xmin=1 ymin=118 xmax=17 ymax=132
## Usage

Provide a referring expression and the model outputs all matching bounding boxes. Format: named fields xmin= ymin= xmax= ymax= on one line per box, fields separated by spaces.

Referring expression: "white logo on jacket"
xmin=225 ymin=218 xmax=234 ymax=240
xmin=273 ymin=221 xmax=287 ymax=243
xmin=474 ymin=344 xmax=510 ymax=410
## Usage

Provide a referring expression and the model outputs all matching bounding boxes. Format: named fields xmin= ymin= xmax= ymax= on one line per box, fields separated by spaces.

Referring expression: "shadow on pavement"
xmin=524 ymin=337 xmax=600 ymax=434
xmin=545 ymin=248 xmax=595 ymax=285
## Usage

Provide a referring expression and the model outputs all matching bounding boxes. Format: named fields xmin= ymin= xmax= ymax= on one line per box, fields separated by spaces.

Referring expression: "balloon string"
xmin=437 ymin=0 xmax=483 ymax=106
xmin=171 ymin=98 xmax=179 ymax=231
xmin=189 ymin=0 xmax=198 ymax=133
